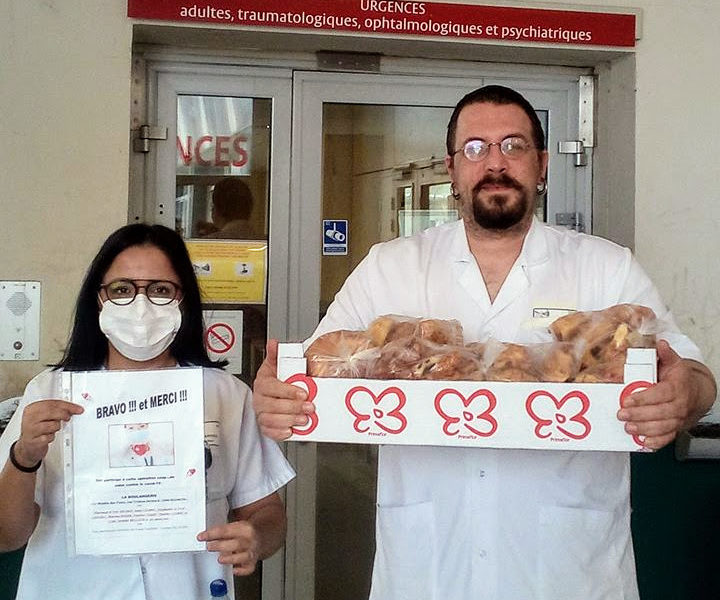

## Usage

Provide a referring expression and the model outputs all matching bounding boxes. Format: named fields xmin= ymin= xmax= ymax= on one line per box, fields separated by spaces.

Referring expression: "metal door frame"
xmin=288 ymin=69 xmax=587 ymax=600
xmin=133 ymin=55 xmax=589 ymax=600
xmin=136 ymin=61 xmax=294 ymax=600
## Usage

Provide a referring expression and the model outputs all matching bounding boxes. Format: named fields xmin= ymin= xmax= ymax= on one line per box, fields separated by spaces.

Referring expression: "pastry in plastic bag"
xmin=484 ymin=341 xmax=539 ymax=382
xmin=371 ymin=337 xmax=435 ymax=379
xmin=368 ymin=314 xmax=463 ymax=347
xmin=412 ymin=347 xmax=485 ymax=381
xmin=305 ymin=330 xmax=379 ymax=378
xmin=550 ymin=303 xmax=657 ymax=382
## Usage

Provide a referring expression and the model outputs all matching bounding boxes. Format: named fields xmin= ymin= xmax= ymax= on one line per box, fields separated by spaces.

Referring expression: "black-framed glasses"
xmin=452 ymin=136 xmax=534 ymax=162
xmin=99 ymin=279 xmax=182 ymax=306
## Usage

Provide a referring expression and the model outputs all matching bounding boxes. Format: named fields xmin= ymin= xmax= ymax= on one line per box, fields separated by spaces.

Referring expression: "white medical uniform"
xmin=313 ymin=218 xmax=702 ymax=600
xmin=0 ymin=367 xmax=295 ymax=600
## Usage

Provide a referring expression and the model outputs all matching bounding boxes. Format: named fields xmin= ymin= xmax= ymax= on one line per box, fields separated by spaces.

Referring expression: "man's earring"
xmin=451 ymin=183 xmax=461 ymax=200
xmin=536 ymin=180 xmax=547 ymax=195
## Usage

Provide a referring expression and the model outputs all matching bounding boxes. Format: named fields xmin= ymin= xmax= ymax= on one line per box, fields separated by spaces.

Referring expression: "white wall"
xmin=635 ymin=1 xmax=720 ymax=374
xmin=571 ymin=0 xmax=720 ymax=382
xmin=1 ymin=2 xmax=132 ymax=397
xmin=2 ymin=0 xmax=719 ymax=404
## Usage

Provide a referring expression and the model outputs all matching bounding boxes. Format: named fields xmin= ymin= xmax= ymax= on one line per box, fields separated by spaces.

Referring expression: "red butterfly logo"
xmin=344 ymin=386 xmax=408 ymax=435
xmin=286 ymin=374 xmax=319 ymax=436
xmin=525 ymin=390 xmax=591 ymax=440
xmin=434 ymin=388 xmax=498 ymax=437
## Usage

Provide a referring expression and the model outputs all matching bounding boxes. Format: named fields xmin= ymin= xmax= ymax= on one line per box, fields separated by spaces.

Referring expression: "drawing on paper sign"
xmin=525 ymin=390 xmax=591 ymax=441
xmin=324 ymin=222 xmax=346 ymax=242
xmin=192 ymin=262 xmax=212 ymax=276
xmin=235 ymin=262 xmax=253 ymax=276
xmin=205 ymin=322 xmax=235 ymax=355
xmin=344 ymin=386 xmax=407 ymax=435
xmin=286 ymin=374 xmax=319 ymax=435
xmin=108 ymin=422 xmax=176 ymax=467
xmin=434 ymin=389 xmax=498 ymax=438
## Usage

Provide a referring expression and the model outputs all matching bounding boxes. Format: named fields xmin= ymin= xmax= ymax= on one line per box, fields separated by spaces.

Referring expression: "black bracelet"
xmin=9 ymin=441 xmax=42 ymax=473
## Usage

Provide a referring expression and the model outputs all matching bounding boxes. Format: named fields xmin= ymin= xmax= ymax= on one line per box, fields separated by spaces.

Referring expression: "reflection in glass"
xmin=317 ymin=102 xmax=452 ymax=600
xmin=174 ymin=96 xmax=271 ymax=241
xmin=174 ymin=95 xmax=272 ymax=600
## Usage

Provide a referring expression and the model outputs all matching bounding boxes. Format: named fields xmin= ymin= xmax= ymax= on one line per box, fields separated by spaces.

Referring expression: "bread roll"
xmin=305 ymin=330 xmax=378 ymax=378
xmin=413 ymin=349 xmax=484 ymax=381
xmin=486 ymin=343 xmax=539 ymax=382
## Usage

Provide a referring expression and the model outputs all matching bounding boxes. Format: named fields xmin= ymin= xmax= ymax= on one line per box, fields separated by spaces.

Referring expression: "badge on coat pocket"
xmin=519 ymin=307 xmax=577 ymax=337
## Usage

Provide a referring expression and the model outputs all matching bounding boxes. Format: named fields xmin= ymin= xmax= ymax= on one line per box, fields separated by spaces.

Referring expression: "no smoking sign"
xmin=206 ymin=322 xmax=235 ymax=354
xmin=203 ymin=310 xmax=243 ymax=374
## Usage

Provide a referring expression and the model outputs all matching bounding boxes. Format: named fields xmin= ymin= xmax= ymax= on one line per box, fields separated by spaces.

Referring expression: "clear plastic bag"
xmin=305 ymin=330 xmax=380 ymax=378
xmin=549 ymin=303 xmax=658 ymax=382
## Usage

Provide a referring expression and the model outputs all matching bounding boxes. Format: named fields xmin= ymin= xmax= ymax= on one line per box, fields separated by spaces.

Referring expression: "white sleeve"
xmin=307 ymin=245 xmax=384 ymax=346
xmin=0 ymin=370 xmax=57 ymax=506
xmin=224 ymin=376 xmax=295 ymax=509
xmin=619 ymin=255 xmax=703 ymax=362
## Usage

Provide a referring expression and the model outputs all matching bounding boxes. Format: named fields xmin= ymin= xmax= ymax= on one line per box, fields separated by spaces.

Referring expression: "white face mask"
xmin=99 ymin=295 xmax=182 ymax=362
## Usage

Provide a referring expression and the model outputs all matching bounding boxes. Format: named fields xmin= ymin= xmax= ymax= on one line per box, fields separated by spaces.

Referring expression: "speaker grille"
xmin=6 ymin=291 xmax=32 ymax=316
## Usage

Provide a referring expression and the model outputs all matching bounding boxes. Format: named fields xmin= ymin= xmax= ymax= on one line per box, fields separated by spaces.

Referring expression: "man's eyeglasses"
xmin=452 ymin=136 xmax=534 ymax=162
xmin=99 ymin=279 xmax=182 ymax=306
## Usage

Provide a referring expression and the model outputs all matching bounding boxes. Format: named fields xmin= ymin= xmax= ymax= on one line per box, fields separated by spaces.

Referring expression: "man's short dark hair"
xmin=212 ymin=178 xmax=253 ymax=221
xmin=446 ymin=85 xmax=546 ymax=156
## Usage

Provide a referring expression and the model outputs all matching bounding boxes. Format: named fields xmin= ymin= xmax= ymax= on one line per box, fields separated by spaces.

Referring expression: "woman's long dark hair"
xmin=55 ymin=223 xmax=224 ymax=370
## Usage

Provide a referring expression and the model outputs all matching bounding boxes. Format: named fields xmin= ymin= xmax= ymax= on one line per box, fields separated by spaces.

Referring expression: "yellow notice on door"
xmin=185 ymin=240 xmax=267 ymax=304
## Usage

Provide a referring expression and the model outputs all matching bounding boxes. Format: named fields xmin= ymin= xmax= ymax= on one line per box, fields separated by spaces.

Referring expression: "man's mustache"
xmin=472 ymin=174 xmax=523 ymax=194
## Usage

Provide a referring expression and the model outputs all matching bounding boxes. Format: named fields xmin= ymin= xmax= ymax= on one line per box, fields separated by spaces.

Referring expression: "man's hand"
xmin=617 ymin=340 xmax=716 ymax=449
xmin=15 ymin=399 xmax=84 ymax=467
xmin=253 ymin=339 xmax=314 ymax=441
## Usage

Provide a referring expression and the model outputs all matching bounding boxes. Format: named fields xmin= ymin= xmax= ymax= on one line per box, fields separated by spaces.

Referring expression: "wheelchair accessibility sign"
xmin=322 ymin=220 xmax=348 ymax=255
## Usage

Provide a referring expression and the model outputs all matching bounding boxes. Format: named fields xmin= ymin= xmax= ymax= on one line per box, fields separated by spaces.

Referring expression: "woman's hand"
xmin=14 ymin=400 xmax=84 ymax=467
xmin=198 ymin=520 xmax=260 ymax=576
xmin=197 ymin=492 xmax=286 ymax=576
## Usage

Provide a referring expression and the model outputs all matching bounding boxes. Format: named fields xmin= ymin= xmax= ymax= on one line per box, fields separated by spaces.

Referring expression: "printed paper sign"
xmin=323 ymin=219 xmax=348 ymax=255
xmin=186 ymin=240 xmax=267 ymax=303
xmin=203 ymin=309 xmax=244 ymax=374
xmin=62 ymin=368 xmax=206 ymax=556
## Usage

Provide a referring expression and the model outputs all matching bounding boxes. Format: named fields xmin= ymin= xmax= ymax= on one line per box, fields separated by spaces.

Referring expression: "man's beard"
xmin=469 ymin=174 xmax=531 ymax=230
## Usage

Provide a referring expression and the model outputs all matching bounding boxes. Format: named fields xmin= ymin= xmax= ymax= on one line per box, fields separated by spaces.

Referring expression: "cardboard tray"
xmin=278 ymin=344 xmax=657 ymax=452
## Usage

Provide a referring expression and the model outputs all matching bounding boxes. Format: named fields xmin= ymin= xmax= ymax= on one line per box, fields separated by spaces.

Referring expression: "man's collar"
xmin=454 ymin=216 xmax=550 ymax=266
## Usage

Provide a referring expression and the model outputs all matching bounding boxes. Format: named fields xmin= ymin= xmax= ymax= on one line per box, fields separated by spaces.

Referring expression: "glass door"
xmin=142 ymin=61 xmax=587 ymax=600
xmin=289 ymin=71 xmax=585 ymax=600
xmin=146 ymin=63 xmax=293 ymax=600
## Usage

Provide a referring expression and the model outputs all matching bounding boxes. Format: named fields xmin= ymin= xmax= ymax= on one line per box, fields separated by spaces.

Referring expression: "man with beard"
xmin=252 ymin=85 xmax=716 ymax=599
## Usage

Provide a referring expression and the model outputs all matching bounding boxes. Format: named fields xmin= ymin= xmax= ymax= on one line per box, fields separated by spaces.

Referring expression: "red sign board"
xmin=128 ymin=1 xmax=636 ymax=48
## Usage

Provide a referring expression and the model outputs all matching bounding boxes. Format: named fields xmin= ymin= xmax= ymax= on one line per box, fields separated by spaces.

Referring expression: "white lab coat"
xmin=0 ymin=367 xmax=295 ymax=600
xmin=314 ymin=218 xmax=702 ymax=600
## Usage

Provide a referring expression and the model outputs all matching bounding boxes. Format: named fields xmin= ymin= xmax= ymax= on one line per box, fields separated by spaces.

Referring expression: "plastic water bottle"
xmin=210 ymin=579 xmax=228 ymax=598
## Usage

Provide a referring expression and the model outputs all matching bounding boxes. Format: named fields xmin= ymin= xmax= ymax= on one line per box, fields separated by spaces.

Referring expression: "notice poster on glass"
xmin=186 ymin=240 xmax=267 ymax=304
xmin=61 ymin=368 xmax=206 ymax=556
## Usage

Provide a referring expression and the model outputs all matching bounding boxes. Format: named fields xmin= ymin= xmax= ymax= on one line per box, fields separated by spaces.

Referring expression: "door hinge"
xmin=558 ymin=75 xmax=595 ymax=167
xmin=558 ymin=140 xmax=587 ymax=167
xmin=133 ymin=125 xmax=167 ymax=153
xmin=555 ymin=212 xmax=585 ymax=232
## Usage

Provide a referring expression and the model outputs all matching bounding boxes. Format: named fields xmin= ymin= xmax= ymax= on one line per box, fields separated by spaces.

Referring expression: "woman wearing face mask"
xmin=0 ymin=224 xmax=295 ymax=600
